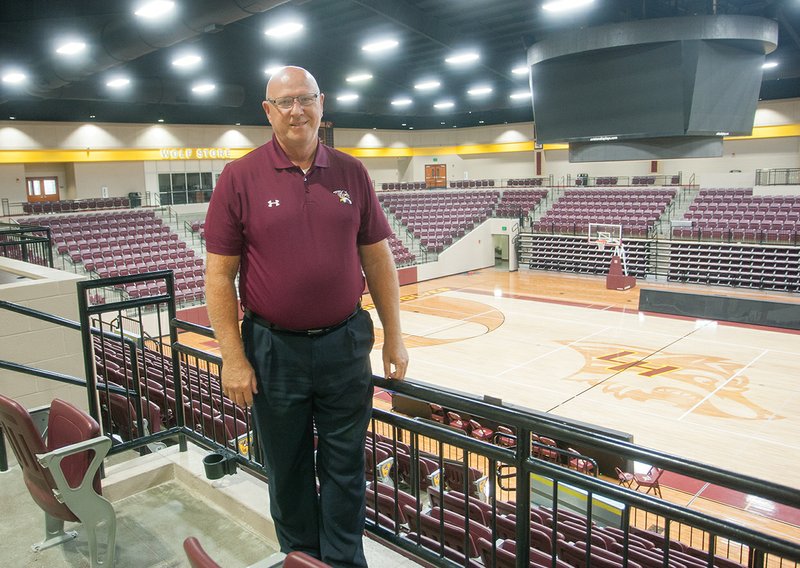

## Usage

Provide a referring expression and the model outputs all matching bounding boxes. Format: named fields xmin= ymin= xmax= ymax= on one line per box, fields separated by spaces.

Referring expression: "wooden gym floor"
xmin=182 ymin=268 xmax=800 ymax=547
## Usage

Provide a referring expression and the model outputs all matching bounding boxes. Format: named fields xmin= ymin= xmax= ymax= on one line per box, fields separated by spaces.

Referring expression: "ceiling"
xmin=1 ymin=0 xmax=798 ymax=131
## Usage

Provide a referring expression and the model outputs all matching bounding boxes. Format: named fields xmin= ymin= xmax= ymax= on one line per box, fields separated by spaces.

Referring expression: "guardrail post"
xmin=514 ymin=426 xmax=531 ymax=568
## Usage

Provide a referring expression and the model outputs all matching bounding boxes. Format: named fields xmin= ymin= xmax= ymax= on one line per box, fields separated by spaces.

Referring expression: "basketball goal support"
xmin=588 ymin=223 xmax=636 ymax=291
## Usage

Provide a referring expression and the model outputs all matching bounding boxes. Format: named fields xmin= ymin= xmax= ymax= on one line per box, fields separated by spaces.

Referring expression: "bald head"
xmin=266 ymin=66 xmax=320 ymax=99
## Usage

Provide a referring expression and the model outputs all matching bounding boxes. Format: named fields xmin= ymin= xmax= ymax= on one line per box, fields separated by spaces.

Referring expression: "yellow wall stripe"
xmin=0 ymin=122 xmax=797 ymax=164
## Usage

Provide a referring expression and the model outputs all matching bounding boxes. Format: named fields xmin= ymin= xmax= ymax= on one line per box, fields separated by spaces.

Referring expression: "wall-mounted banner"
xmin=160 ymin=147 xmax=233 ymax=159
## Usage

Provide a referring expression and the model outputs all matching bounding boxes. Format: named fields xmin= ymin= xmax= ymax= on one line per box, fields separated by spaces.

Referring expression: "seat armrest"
xmin=37 ymin=435 xmax=112 ymax=504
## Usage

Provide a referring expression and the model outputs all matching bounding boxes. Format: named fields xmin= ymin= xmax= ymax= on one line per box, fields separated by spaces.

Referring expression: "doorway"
xmin=424 ymin=164 xmax=447 ymax=189
xmin=493 ymin=234 xmax=509 ymax=269
xmin=26 ymin=177 xmax=60 ymax=203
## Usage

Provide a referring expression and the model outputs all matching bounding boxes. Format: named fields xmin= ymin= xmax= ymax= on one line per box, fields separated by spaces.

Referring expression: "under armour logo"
xmin=267 ymin=200 xmax=281 ymax=207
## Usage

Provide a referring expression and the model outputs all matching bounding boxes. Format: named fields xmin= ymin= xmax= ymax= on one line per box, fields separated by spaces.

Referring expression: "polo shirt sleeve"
xmin=204 ymin=165 xmax=244 ymax=256
xmin=356 ymin=163 xmax=392 ymax=246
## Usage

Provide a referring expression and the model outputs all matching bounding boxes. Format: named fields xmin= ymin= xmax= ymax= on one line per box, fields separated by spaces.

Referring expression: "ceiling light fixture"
xmin=134 ymin=0 xmax=175 ymax=18
xmin=337 ymin=93 xmax=359 ymax=102
xmin=264 ymin=65 xmax=285 ymax=76
xmin=106 ymin=77 xmax=130 ymax=88
xmin=445 ymin=52 xmax=479 ymax=65
xmin=56 ymin=41 xmax=86 ymax=55
xmin=346 ymin=73 xmax=373 ymax=83
xmin=511 ymin=66 xmax=528 ymax=75
xmin=172 ymin=54 xmax=202 ymax=68
xmin=434 ymin=101 xmax=455 ymax=109
xmin=542 ymin=0 xmax=594 ymax=12
xmin=2 ymin=72 xmax=26 ymax=84
xmin=510 ymin=91 xmax=531 ymax=100
xmin=391 ymin=98 xmax=413 ymax=106
xmin=414 ymin=80 xmax=440 ymax=90
xmin=468 ymin=86 xmax=493 ymax=96
xmin=362 ymin=39 xmax=399 ymax=53
xmin=192 ymin=82 xmax=216 ymax=94
xmin=762 ymin=61 xmax=778 ymax=69
xmin=264 ymin=22 xmax=304 ymax=38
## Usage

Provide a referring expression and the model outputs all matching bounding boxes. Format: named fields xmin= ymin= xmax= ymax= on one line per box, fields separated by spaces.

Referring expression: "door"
xmin=26 ymin=177 xmax=60 ymax=203
xmin=425 ymin=164 xmax=447 ymax=189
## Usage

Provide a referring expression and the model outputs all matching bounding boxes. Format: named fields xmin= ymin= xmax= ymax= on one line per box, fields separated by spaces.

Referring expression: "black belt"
xmin=244 ymin=305 xmax=361 ymax=337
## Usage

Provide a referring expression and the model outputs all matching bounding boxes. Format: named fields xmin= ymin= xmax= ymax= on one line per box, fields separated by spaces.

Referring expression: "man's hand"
xmin=383 ymin=335 xmax=409 ymax=381
xmin=221 ymin=356 xmax=258 ymax=408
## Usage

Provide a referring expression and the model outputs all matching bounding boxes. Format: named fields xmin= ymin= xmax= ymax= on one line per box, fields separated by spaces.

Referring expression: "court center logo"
xmin=333 ymin=189 xmax=352 ymax=204
xmin=562 ymin=340 xmax=782 ymax=421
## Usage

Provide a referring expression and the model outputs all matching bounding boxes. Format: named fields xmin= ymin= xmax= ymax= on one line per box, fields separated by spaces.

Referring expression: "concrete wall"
xmin=0 ymin=257 xmax=88 ymax=411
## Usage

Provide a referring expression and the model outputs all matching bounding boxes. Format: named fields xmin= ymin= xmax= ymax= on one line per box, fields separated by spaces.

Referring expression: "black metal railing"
xmin=755 ymin=168 xmax=800 ymax=186
xmin=0 ymin=223 xmax=53 ymax=267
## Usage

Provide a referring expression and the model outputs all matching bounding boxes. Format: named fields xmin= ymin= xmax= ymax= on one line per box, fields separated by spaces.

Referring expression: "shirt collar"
xmin=268 ymin=134 xmax=330 ymax=171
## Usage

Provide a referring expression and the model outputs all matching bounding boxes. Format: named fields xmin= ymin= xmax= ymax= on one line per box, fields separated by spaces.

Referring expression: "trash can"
xmin=128 ymin=191 xmax=141 ymax=207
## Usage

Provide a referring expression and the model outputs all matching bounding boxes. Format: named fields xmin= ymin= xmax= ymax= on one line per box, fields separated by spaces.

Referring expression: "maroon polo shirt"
xmin=205 ymin=136 xmax=392 ymax=329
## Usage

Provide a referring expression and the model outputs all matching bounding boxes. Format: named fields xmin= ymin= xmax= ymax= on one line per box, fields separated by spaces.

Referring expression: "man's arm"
xmin=359 ymin=239 xmax=408 ymax=380
xmin=205 ymin=252 xmax=258 ymax=407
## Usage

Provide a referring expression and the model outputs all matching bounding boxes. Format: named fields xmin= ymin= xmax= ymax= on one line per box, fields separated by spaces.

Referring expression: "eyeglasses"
xmin=267 ymin=93 xmax=320 ymax=109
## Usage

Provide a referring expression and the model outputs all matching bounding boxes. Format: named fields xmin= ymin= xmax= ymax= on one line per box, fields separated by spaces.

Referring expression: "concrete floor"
xmin=0 ymin=444 xmax=418 ymax=568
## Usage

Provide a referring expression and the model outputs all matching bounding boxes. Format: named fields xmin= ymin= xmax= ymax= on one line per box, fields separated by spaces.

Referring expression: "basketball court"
xmin=179 ymin=266 xmax=800 ymax=545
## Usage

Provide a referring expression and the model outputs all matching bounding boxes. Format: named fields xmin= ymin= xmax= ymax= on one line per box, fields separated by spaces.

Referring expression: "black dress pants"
xmin=242 ymin=309 xmax=374 ymax=568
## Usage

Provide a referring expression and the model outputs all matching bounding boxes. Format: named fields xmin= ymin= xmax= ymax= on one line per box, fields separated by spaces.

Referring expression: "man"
xmin=204 ymin=66 xmax=408 ymax=567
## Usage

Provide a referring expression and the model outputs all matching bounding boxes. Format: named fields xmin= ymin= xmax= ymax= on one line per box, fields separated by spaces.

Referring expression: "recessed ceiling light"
xmin=762 ymin=61 xmax=778 ymax=69
xmin=510 ymin=91 xmax=531 ymax=100
xmin=542 ymin=0 xmax=594 ymax=12
xmin=434 ymin=101 xmax=455 ymax=109
xmin=468 ymin=86 xmax=493 ymax=96
xmin=264 ymin=65 xmax=285 ymax=76
xmin=362 ymin=39 xmax=399 ymax=53
xmin=264 ymin=22 xmax=304 ymax=38
xmin=391 ymin=98 xmax=413 ymax=106
xmin=192 ymin=82 xmax=216 ymax=94
xmin=401 ymin=123 xmax=407 ymax=126
xmin=409 ymin=126 xmax=414 ymax=130
xmin=414 ymin=80 xmax=440 ymax=91
xmin=337 ymin=93 xmax=359 ymax=102
xmin=2 ymin=72 xmax=26 ymax=84
xmin=172 ymin=54 xmax=202 ymax=68
xmin=440 ymin=121 xmax=446 ymax=125
xmin=9 ymin=116 xmax=15 ymax=120
xmin=157 ymin=118 xmax=165 ymax=123
xmin=346 ymin=73 xmax=373 ymax=83
xmin=106 ymin=77 xmax=130 ymax=88
xmin=445 ymin=51 xmax=479 ymax=65
xmin=235 ymin=122 xmax=241 ymax=126
xmin=56 ymin=41 xmax=86 ymax=55
xmin=134 ymin=0 xmax=175 ymax=18
xmin=512 ymin=66 xmax=528 ymax=75
xmin=89 ymin=115 xmax=96 ymax=119
xmin=478 ymin=120 xmax=485 ymax=124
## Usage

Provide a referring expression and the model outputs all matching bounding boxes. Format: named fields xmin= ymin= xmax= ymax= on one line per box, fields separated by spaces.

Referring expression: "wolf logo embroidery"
xmin=333 ymin=190 xmax=352 ymax=204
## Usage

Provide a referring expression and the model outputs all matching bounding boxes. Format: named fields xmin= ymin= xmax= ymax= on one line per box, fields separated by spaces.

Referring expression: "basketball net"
xmin=597 ymin=239 xmax=607 ymax=251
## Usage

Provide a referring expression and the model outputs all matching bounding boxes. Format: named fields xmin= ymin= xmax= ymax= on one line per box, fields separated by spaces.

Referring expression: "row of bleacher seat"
xmin=94 ymin=336 xmax=248 ymax=447
xmin=495 ymin=189 xmax=548 ymax=217
xmin=507 ymin=178 xmax=546 ymax=186
xmin=675 ymin=189 xmax=799 ymax=243
xmin=534 ymin=189 xmax=675 ymax=237
xmin=519 ymin=235 xmax=651 ymax=278
xmin=450 ymin=179 xmax=495 ymax=188
xmin=29 ymin=211 xmax=205 ymax=305
xmin=364 ymin=427 xmax=744 ymax=568
xmin=667 ymin=242 xmax=799 ymax=291
xmin=387 ymin=233 xmax=415 ymax=266
xmin=381 ymin=190 xmax=502 ymax=252
xmin=23 ymin=197 xmax=131 ymax=214
xmin=381 ymin=181 xmax=428 ymax=191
